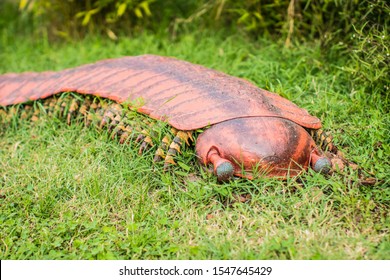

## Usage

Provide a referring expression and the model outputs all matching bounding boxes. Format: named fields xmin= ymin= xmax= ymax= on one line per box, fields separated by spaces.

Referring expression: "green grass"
xmin=0 ymin=20 xmax=389 ymax=259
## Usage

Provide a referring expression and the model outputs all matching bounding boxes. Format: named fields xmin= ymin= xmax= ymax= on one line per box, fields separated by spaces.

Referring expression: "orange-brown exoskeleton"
xmin=0 ymin=55 xmax=331 ymax=181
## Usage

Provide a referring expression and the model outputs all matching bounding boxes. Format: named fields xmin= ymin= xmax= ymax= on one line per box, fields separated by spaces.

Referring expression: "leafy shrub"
xmin=17 ymin=0 xmax=157 ymax=39
xmin=15 ymin=0 xmax=202 ymax=39
xmin=341 ymin=1 xmax=389 ymax=98
xmin=175 ymin=0 xmax=389 ymax=97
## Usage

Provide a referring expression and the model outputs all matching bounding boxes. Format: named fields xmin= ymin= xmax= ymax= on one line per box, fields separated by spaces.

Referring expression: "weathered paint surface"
xmin=196 ymin=117 xmax=317 ymax=178
xmin=0 ymin=55 xmax=321 ymax=131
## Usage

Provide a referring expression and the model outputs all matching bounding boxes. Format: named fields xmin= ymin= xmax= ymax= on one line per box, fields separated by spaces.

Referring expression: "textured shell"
xmin=196 ymin=117 xmax=317 ymax=178
xmin=0 ymin=55 xmax=321 ymax=130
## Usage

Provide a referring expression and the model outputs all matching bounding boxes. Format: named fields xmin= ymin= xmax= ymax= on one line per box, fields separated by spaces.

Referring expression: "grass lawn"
xmin=0 ymin=23 xmax=389 ymax=258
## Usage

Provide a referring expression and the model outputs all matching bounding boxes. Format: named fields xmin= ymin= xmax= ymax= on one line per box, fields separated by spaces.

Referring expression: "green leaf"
xmin=89 ymin=8 xmax=101 ymax=16
xmin=377 ymin=149 xmax=383 ymax=159
xmin=102 ymin=226 xmax=116 ymax=233
xmin=140 ymin=1 xmax=152 ymax=17
xmin=19 ymin=0 xmax=28 ymax=10
xmin=134 ymin=7 xmax=143 ymax=18
xmin=75 ymin=11 xmax=86 ymax=19
xmin=117 ymin=3 xmax=127 ymax=17
xmin=82 ymin=12 xmax=91 ymax=26
xmin=175 ymin=170 xmax=188 ymax=176
xmin=237 ymin=12 xmax=249 ymax=24
xmin=253 ymin=11 xmax=263 ymax=20
xmin=127 ymin=223 xmax=138 ymax=231
xmin=178 ymin=161 xmax=191 ymax=171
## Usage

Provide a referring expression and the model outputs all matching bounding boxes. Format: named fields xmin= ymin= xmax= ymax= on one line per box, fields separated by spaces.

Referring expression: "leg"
xmin=206 ymin=147 xmax=235 ymax=182
xmin=86 ymin=98 xmax=107 ymax=126
xmin=159 ymin=130 xmax=193 ymax=169
xmin=19 ymin=105 xmax=33 ymax=120
xmin=30 ymin=106 xmax=41 ymax=122
xmin=100 ymin=103 xmax=123 ymax=128
xmin=310 ymin=129 xmax=336 ymax=152
xmin=153 ymin=135 xmax=171 ymax=162
xmin=310 ymin=150 xmax=332 ymax=174
xmin=136 ymin=129 xmax=155 ymax=154
xmin=78 ymin=98 xmax=92 ymax=124
xmin=66 ymin=98 xmax=80 ymax=124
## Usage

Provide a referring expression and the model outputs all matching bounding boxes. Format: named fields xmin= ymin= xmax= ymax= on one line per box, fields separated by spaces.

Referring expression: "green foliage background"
xmin=7 ymin=0 xmax=389 ymax=100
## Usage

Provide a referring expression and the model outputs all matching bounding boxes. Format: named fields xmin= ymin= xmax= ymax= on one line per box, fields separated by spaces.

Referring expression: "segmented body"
xmin=0 ymin=55 xmax=335 ymax=180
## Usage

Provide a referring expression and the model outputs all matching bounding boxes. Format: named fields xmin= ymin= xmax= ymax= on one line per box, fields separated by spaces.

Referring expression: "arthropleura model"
xmin=0 ymin=55 xmax=333 ymax=181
